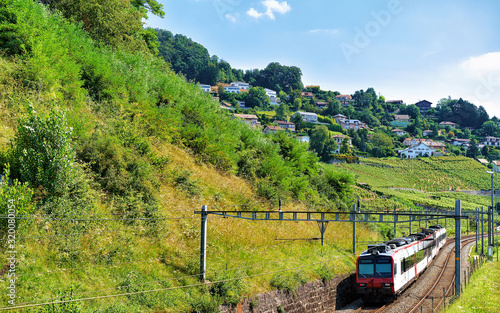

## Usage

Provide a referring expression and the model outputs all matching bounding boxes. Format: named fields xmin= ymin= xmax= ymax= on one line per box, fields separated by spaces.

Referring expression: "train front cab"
xmin=356 ymin=254 xmax=394 ymax=301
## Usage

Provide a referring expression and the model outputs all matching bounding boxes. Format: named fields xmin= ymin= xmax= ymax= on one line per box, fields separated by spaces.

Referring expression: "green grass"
xmin=447 ymin=261 xmax=500 ymax=313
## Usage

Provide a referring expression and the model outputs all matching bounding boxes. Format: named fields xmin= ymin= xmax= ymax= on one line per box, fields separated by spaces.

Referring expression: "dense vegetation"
xmin=0 ymin=0 xmax=364 ymax=311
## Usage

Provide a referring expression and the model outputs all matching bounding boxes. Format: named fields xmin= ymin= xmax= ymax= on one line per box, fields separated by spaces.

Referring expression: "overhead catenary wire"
xmin=1 ymin=257 xmax=342 ymax=311
xmin=16 ymin=253 xmax=349 ymax=307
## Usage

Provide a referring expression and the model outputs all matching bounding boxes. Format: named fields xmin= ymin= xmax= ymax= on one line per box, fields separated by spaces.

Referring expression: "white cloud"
xmin=247 ymin=0 xmax=291 ymax=20
xmin=460 ymin=52 xmax=500 ymax=78
xmin=247 ymin=8 xmax=264 ymax=19
xmin=225 ymin=12 xmax=239 ymax=23
xmin=309 ymin=29 xmax=339 ymax=35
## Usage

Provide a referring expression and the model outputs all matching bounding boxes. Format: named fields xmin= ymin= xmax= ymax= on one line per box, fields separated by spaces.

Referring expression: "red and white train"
xmin=356 ymin=225 xmax=446 ymax=302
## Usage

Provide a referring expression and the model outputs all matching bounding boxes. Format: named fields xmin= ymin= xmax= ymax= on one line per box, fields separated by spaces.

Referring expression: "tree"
xmin=466 ymin=139 xmax=479 ymax=158
xmin=309 ymin=125 xmax=337 ymax=162
xmin=481 ymin=121 xmax=499 ymax=136
xmin=371 ymin=132 xmax=395 ymax=157
xmin=405 ymin=104 xmax=421 ymax=119
xmin=40 ymin=0 xmax=164 ymax=53
xmin=482 ymin=145 xmax=489 ymax=157
xmin=275 ymin=103 xmax=290 ymax=122
xmin=291 ymin=114 xmax=304 ymax=132
xmin=323 ymin=100 xmax=341 ymax=116
xmin=340 ymin=137 xmax=351 ymax=155
xmin=246 ymin=87 xmax=270 ymax=108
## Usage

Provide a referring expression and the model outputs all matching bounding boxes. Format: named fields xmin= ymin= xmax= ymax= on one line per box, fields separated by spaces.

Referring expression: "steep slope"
xmin=0 ymin=0 xmax=371 ymax=311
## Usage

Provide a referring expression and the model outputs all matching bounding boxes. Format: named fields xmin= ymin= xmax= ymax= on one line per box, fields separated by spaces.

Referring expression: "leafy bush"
xmin=0 ymin=164 xmax=33 ymax=236
xmin=315 ymin=264 xmax=335 ymax=282
xmin=172 ymin=169 xmax=202 ymax=196
xmin=11 ymin=105 xmax=75 ymax=198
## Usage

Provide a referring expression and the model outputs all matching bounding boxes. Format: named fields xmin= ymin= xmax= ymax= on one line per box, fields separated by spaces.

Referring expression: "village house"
xmin=220 ymin=101 xmax=234 ymax=110
xmin=331 ymin=114 xmax=367 ymax=131
xmin=386 ymin=100 xmax=404 ymax=105
xmin=198 ymin=84 xmax=211 ymax=92
xmin=265 ymin=88 xmax=278 ymax=105
xmin=233 ymin=114 xmax=260 ymax=126
xmin=481 ymin=136 xmax=500 ymax=146
xmin=415 ymin=100 xmax=432 ymax=113
xmin=335 ymin=95 xmax=353 ymax=107
xmin=492 ymin=160 xmax=500 ymax=173
xmin=230 ymin=81 xmax=251 ymax=90
xmin=439 ymin=121 xmax=458 ymax=128
xmin=394 ymin=115 xmax=410 ymax=122
xmin=476 ymin=158 xmax=489 ymax=166
xmin=332 ymin=114 xmax=347 ymax=124
xmin=295 ymin=112 xmax=318 ymax=123
xmin=263 ymin=125 xmax=283 ymax=134
xmin=331 ymin=134 xmax=352 ymax=154
xmin=391 ymin=129 xmax=408 ymax=136
xmin=450 ymin=138 xmax=471 ymax=146
xmin=301 ymin=92 xmax=314 ymax=99
xmin=316 ymin=101 xmax=327 ymax=109
xmin=275 ymin=120 xmax=296 ymax=132
xmin=398 ymin=142 xmax=436 ymax=158
xmin=422 ymin=130 xmax=433 ymax=137
xmin=402 ymin=138 xmax=445 ymax=152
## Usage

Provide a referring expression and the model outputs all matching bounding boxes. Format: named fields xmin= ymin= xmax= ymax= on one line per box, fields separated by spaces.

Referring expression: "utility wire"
xmin=0 ymin=258 xmax=341 ymax=311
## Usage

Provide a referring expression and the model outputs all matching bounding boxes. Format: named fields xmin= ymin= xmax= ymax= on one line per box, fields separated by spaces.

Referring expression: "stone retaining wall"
xmin=220 ymin=273 xmax=356 ymax=313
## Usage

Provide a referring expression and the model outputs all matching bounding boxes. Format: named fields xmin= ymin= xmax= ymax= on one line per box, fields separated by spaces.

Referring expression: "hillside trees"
xmin=437 ymin=98 xmax=489 ymax=128
xmin=39 ymin=0 xmax=164 ymax=53
xmin=245 ymin=87 xmax=270 ymax=108
xmin=309 ymin=125 xmax=337 ymax=162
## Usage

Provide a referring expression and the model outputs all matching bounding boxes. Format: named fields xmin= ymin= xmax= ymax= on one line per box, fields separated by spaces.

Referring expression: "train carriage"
xmin=356 ymin=225 xmax=446 ymax=302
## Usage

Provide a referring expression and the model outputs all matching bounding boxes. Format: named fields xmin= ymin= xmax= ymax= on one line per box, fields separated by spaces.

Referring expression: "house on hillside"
xmin=423 ymin=130 xmax=433 ymax=137
xmin=394 ymin=115 xmax=410 ymax=122
xmin=230 ymin=81 xmax=251 ymax=90
xmin=398 ymin=142 xmax=436 ymax=158
xmin=332 ymin=114 xmax=347 ymax=124
xmin=316 ymin=101 xmax=327 ymax=109
xmin=331 ymin=134 xmax=352 ymax=154
xmin=450 ymin=138 xmax=471 ymax=147
xmin=477 ymin=158 xmax=489 ymax=166
xmin=386 ymin=100 xmax=404 ymax=105
xmin=481 ymin=136 xmax=500 ymax=146
xmin=221 ymin=102 xmax=235 ymax=110
xmin=416 ymin=100 xmax=432 ymax=113
xmin=265 ymin=88 xmax=278 ymax=105
xmin=301 ymin=92 xmax=314 ymax=99
xmin=199 ymin=84 xmax=211 ymax=92
xmin=492 ymin=160 xmax=500 ymax=172
xmin=233 ymin=114 xmax=259 ymax=126
xmin=263 ymin=125 xmax=283 ymax=134
xmin=391 ymin=129 xmax=408 ymax=136
xmin=295 ymin=112 xmax=318 ymax=123
xmin=335 ymin=95 xmax=353 ymax=107
xmin=275 ymin=120 xmax=295 ymax=132
xmin=439 ymin=121 xmax=458 ymax=128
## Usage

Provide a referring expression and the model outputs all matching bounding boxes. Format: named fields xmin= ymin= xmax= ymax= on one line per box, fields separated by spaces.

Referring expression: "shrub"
xmin=209 ymin=271 xmax=248 ymax=305
xmin=11 ymin=104 xmax=75 ymax=199
xmin=0 ymin=164 xmax=33 ymax=236
xmin=189 ymin=294 xmax=219 ymax=313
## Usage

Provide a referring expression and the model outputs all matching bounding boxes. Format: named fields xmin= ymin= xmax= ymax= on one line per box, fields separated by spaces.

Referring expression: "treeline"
xmin=155 ymin=29 xmax=303 ymax=92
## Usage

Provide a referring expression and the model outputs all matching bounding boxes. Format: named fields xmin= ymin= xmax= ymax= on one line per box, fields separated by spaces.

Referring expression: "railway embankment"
xmin=220 ymin=273 xmax=356 ymax=313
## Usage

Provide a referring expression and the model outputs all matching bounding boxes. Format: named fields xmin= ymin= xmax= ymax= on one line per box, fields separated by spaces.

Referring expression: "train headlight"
xmin=382 ymin=283 xmax=391 ymax=287
xmin=358 ymin=283 xmax=367 ymax=287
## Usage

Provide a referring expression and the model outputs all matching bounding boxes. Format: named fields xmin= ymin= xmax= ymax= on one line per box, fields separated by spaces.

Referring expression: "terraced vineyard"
xmin=340 ymin=156 xmax=494 ymax=211
xmin=340 ymin=156 xmax=491 ymax=192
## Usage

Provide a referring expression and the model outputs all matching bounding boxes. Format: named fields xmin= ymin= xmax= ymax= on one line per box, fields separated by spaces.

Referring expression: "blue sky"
xmin=146 ymin=0 xmax=500 ymax=118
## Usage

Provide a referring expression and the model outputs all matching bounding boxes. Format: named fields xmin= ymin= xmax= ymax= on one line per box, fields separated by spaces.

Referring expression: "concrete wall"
xmin=220 ymin=274 xmax=356 ymax=313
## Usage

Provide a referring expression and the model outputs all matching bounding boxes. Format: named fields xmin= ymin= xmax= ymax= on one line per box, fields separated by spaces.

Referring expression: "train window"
xmin=394 ymin=263 xmax=398 ymax=276
xmin=375 ymin=259 xmax=392 ymax=278
xmin=358 ymin=259 xmax=374 ymax=278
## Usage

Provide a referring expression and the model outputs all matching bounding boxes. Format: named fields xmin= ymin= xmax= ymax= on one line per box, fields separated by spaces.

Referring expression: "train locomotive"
xmin=356 ymin=225 xmax=446 ymax=302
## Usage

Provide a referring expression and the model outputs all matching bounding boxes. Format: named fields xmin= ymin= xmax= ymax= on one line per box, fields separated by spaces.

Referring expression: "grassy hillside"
xmin=0 ymin=0 xmax=373 ymax=311
xmin=339 ymin=156 xmax=494 ymax=211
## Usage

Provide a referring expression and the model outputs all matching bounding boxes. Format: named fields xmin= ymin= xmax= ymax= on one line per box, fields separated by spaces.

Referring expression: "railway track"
xmin=406 ymin=235 xmax=477 ymax=313
xmin=344 ymin=234 xmax=481 ymax=313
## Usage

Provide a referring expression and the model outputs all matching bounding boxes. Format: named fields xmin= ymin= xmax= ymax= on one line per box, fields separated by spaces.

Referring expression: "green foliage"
xmin=38 ymin=287 xmax=82 ymax=313
xmin=0 ymin=0 xmax=27 ymax=56
xmin=209 ymin=271 xmax=248 ymax=305
xmin=11 ymin=105 xmax=74 ymax=198
xmin=315 ymin=264 xmax=334 ymax=282
xmin=0 ymin=164 xmax=33 ymax=236
xmin=246 ymin=86 xmax=270 ymax=108
xmin=189 ymin=294 xmax=220 ymax=313
xmin=270 ymin=271 xmax=308 ymax=293
xmin=172 ymin=169 xmax=202 ymax=196
xmin=309 ymin=125 xmax=337 ymax=162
